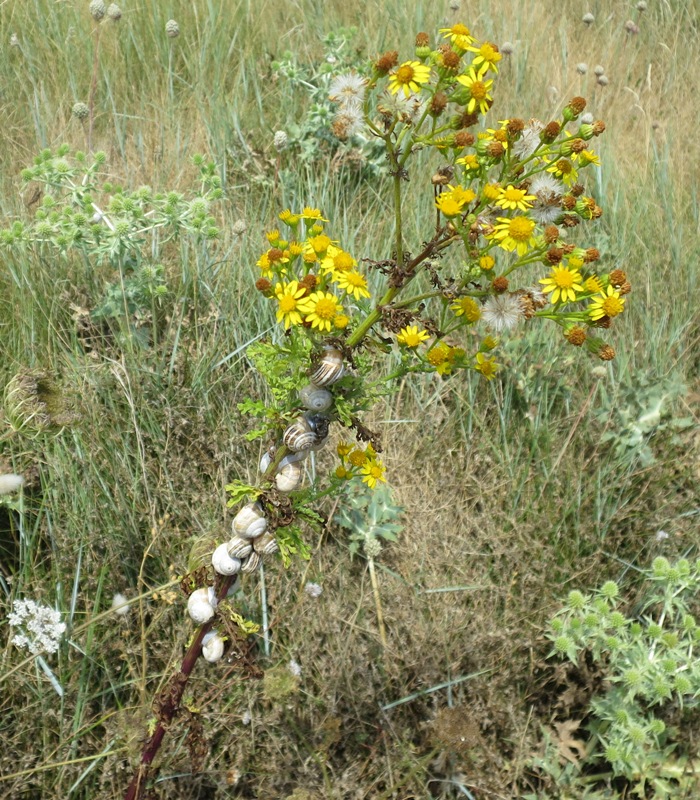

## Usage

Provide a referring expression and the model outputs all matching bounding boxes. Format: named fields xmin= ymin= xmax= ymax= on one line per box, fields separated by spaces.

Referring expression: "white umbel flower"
xmin=329 ymin=72 xmax=367 ymax=105
xmin=481 ymin=294 xmax=525 ymax=333
xmin=8 ymin=600 xmax=66 ymax=655
xmin=513 ymin=119 xmax=544 ymax=159
xmin=0 ymin=473 xmax=24 ymax=495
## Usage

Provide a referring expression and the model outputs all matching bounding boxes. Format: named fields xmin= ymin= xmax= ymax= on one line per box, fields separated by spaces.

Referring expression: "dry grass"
xmin=1 ymin=0 xmax=699 ymax=798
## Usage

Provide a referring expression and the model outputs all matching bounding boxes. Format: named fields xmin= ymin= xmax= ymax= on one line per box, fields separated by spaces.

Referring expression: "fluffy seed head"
xmin=0 ymin=474 xmax=25 ymax=495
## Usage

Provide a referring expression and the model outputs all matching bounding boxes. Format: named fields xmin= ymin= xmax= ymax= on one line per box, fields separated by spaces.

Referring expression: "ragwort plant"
xmin=0 ymin=19 xmax=629 ymax=799
xmin=541 ymin=557 xmax=700 ymax=799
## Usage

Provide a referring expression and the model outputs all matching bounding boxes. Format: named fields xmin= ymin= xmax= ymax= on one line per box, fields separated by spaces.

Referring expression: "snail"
xmin=275 ymin=458 xmax=303 ymax=492
xmin=211 ymin=542 xmax=241 ymax=576
xmin=232 ymin=502 xmax=268 ymax=540
xmin=227 ymin=536 xmax=253 ymax=560
xmin=259 ymin=448 xmax=306 ymax=474
xmin=201 ymin=630 xmax=225 ymax=663
xmin=282 ymin=416 xmax=320 ymax=452
xmin=309 ymin=346 xmax=345 ymax=387
xmin=299 ymin=384 xmax=333 ymax=412
xmin=187 ymin=586 xmax=218 ymax=625
xmin=253 ymin=531 xmax=279 ymax=556
xmin=240 ymin=551 xmax=261 ymax=574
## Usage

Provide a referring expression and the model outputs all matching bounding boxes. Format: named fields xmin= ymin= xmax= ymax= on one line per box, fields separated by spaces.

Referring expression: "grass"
xmin=1 ymin=0 xmax=699 ymax=798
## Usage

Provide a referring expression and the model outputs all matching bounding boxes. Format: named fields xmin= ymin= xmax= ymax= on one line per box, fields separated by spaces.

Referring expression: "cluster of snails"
xmin=188 ymin=347 xmax=346 ymax=664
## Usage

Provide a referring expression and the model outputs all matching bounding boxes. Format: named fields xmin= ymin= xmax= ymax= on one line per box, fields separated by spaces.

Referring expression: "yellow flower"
xmin=579 ymin=150 xmax=600 ymax=166
xmin=583 ymin=275 xmax=603 ymax=293
xmin=481 ymin=335 xmax=498 ymax=351
xmin=435 ymin=185 xmax=475 ymax=217
xmin=256 ymin=251 xmax=272 ymax=276
xmin=482 ymin=182 xmax=501 ymax=201
xmin=388 ymin=60 xmax=432 ymax=97
xmin=288 ymin=241 xmax=304 ymax=256
xmin=547 ymin=158 xmax=578 ymax=186
xmin=335 ymin=270 xmax=371 ymax=301
xmin=439 ymin=23 xmax=475 ymax=51
xmin=446 ymin=184 xmax=476 ymax=205
xmin=301 ymin=207 xmax=328 ymax=221
xmin=589 ymin=285 xmax=625 ymax=320
xmin=274 ymin=280 xmax=312 ymax=329
xmin=457 ymin=154 xmax=480 ymax=170
xmin=321 ymin=246 xmax=357 ymax=277
xmin=496 ymin=185 xmax=536 ymax=211
xmin=361 ymin=459 xmax=386 ymax=489
xmin=333 ymin=313 xmax=350 ymax=329
xmin=539 ymin=265 xmax=584 ymax=304
xmin=279 ymin=209 xmax=300 ymax=226
xmin=455 ymin=65 xmax=493 ymax=114
xmin=467 ymin=41 xmax=502 ymax=72
xmin=491 ymin=216 xmax=538 ymax=256
xmin=479 ymin=255 xmax=495 ymax=271
xmin=426 ymin=342 xmax=455 ymax=375
xmin=397 ymin=325 xmax=430 ymax=348
xmin=309 ymin=234 xmax=332 ymax=254
xmin=348 ymin=449 xmax=368 ymax=467
xmin=475 ymin=352 xmax=499 ymax=380
xmin=303 ymin=290 xmax=344 ymax=332
xmin=451 ymin=297 xmax=481 ymax=322
xmin=335 ymin=465 xmax=351 ymax=480
xmin=337 ymin=442 xmax=353 ymax=458
xmin=265 ymin=229 xmax=280 ymax=244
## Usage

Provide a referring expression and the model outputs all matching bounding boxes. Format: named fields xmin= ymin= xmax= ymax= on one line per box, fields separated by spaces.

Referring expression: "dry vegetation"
xmin=1 ymin=0 xmax=699 ymax=798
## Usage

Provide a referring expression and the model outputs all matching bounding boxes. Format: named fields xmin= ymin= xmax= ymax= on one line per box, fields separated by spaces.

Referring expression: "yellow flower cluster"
xmin=335 ymin=442 xmax=386 ymax=489
xmin=255 ymin=209 xmax=371 ymax=333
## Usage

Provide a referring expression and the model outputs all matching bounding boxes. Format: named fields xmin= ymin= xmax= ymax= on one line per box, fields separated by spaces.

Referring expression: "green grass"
xmin=1 ymin=1 xmax=699 ymax=798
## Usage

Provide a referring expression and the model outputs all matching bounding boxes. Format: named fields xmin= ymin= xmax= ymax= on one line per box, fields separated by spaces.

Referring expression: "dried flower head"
xmin=304 ymin=582 xmax=323 ymax=598
xmin=576 ymin=63 xmax=588 ymax=75
xmin=481 ymin=293 xmax=524 ymax=332
xmin=165 ymin=19 xmax=180 ymax=38
xmin=583 ymin=12 xmax=595 ymax=25
xmin=89 ymin=0 xmax=106 ymax=21
xmin=500 ymin=41 xmax=514 ymax=55
xmin=594 ymin=65 xmax=605 ymax=77
xmin=0 ymin=474 xmax=25 ymax=495
xmin=273 ymin=130 xmax=289 ymax=151
xmin=107 ymin=3 xmax=122 ymax=21
xmin=72 ymin=102 xmax=89 ymax=121
xmin=232 ymin=219 xmax=247 ymax=236
xmin=597 ymin=75 xmax=609 ymax=87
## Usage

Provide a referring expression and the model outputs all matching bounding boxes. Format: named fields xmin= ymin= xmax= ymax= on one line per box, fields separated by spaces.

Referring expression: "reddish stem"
xmin=123 ymin=573 xmax=236 ymax=800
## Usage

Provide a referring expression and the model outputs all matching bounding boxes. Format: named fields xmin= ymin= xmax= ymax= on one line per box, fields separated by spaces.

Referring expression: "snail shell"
xmin=202 ymin=630 xmax=225 ymax=663
xmin=211 ymin=542 xmax=242 ymax=576
xmin=259 ymin=449 xmax=306 ymax=474
xmin=276 ymin=459 xmax=303 ymax=492
xmin=282 ymin=417 xmax=319 ymax=452
xmin=232 ymin=502 xmax=268 ymax=540
xmin=240 ymin=551 xmax=261 ymax=574
xmin=253 ymin=532 xmax=279 ymax=556
xmin=187 ymin=586 xmax=218 ymax=625
xmin=309 ymin=347 xmax=345 ymax=387
xmin=299 ymin=384 xmax=333 ymax=412
xmin=227 ymin=536 xmax=253 ymax=559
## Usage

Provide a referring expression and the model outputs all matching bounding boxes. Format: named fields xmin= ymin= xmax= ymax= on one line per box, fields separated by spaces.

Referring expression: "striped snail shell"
xmin=253 ymin=531 xmax=279 ymax=556
xmin=240 ymin=550 xmax=261 ymax=574
xmin=212 ymin=542 xmax=242 ymax=576
xmin=282 ymin=417 xmax=319 ymax=452
xmin=309 ymin=346 xmax=345 ymax=387
xmin=227 ymin=536 xmax=253 ymax=559
xmin=187 ymin=586 xmax=218 ymax=624
xmin=201 ymin=630 xmax=225 ymax=663
xmin=260 ymin=449 xmax=306 ymax=474
xmin=276 ymin=458 xmax=303 ymax=492
xmin=232 ymin=502 xmax=268 ymax=540
xmin=299 ymin=384 xmax=333 ymax=412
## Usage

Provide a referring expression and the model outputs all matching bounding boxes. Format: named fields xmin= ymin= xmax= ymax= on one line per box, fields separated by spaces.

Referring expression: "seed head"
xmin=89 ymin=0 xmax=106 ymax=21
xmin=582 ymin=12 xmax=595 ymax=25
xmin=598 ymin=344 xmax=615 ymax=361
xmin=565 ymin=326 xmax=587 ymax=346
xmin=107 ymin=3 xmax=122 ymax=21
xmin=273 ymin=130 xmax=288 ymax=151
xmin=232 ymin=219 xmax=247 ymax=236
xmin=0 ymin=474 xmax=25 ymax=495
xmin=430 ymin=91 xmax=448 ymax=116
xmin=597 ymin=75 xmax=609 ymax=87
xmin=72 ymin=102 xmax=90 ymax=121
xmin=624 ymin=19 xmax=639 ymax=35
xmin=375 ymin=50 xmax=398 ymax=74
xmin=637 ymin=1 xmax=647 ymax=11
xmin=165 ymin=19 xmax=180 ymax=38
xmin=500 ymin=41 xmax=514 ymax=55
xmin=492 ymin=276 xmax=509 ymax=293
xmin=576 ymin=63 xmax=588 ymax=75
xmin=594 ymin=64 xmax=605 ymax=77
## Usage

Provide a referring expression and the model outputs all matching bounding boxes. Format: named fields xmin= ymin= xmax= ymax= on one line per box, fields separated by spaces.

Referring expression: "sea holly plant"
xmin=108 ymin=22 xmax=627 ymax=798
xmin=542 ymin=558 xmax=700 ymax=799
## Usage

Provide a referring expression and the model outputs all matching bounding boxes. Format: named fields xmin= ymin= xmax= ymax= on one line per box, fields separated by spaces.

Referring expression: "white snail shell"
xmin=201 ymin=630 xmax=225 ymax=663
xmin=240 ymin=551 xmax=261 ymax=574
xmin=283 ymin=417 xmax=319 ymax=452
xmin=275 ymin=459 xmax=303 ymax=492
xmin=187 ymin=586 xmax=218 ymax=624
xmin=232 ymin=502 xmax=268 ymax=540
xmin=260 ymin=449 xmax=306 ymax=474
xmin=227 ymin=536 xmax=253 ymax=559
xmin=299 ymin=384 xmax=333 ymax=412
xmin=211 ymin=542 xmax=242 ymax=576
xmin=309 ymin=347 xmax=345 ymax=387
xmin=253 ymin=532 xmax=279 ymax=556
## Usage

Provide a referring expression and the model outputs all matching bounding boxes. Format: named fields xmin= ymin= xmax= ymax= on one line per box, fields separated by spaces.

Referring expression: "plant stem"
xmin=367 ymin=556 xmax=388 ymax=651
xmin=87 ymin=24 xmax=102 ymax=153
